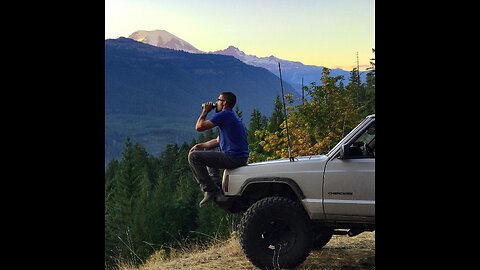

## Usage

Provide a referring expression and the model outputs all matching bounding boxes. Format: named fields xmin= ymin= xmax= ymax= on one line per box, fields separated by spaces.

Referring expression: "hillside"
xmin=117 ymin=231 xmax=375 ymax=270
xmin=105 ymin=37 xmax=299 ymax=165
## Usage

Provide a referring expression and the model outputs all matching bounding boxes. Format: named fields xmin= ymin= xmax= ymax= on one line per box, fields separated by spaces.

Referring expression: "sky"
xmin=105 ymin=0 xmax=374 ymax=71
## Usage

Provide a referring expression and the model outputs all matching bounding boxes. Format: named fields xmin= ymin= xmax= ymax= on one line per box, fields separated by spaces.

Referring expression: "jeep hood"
xmin=247 ymin=155 xmax=328 ymax=166
xmin=225 ymin=154 xmax=329 ymax=176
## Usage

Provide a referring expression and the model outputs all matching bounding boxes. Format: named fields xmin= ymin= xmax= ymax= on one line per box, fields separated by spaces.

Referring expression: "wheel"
xmin=311 ymin=227 xmax=333 ymax=250
xmin=238 ymin=196 xmax=313 ymax=269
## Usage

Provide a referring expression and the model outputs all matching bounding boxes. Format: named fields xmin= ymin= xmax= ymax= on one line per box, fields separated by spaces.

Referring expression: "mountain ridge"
xmin=127 ymin=29 xmax=368 ymax=93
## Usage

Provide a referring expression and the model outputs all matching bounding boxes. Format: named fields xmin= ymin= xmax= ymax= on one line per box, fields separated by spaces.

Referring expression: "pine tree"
xmin=174 ymin=142 xmax=194 ymax=178
xmin=268 ymin=94 xmax=284 ymax=133
xmin=105 ymin=173 xmax=119 ymax=266
xmin=105 ymin=137 xmax=145 ymax=264
xmin=247 ymin=108 xmax=269 ymax=162
xmin=348 ymin=67 xmax=361 ymax=106
xmin=149 ymin=173 xmax=176 ymax=249
xmin=247 ymin=108 xmax=264 ymax=142
xmin=130 ymin=168 xmax=156 ymax=262
xmin=365 ymin=48 xmax=375 ymax=114
xmin=174 ymin=144 xmax=201 ymax=237
xmin=105 ymin=159 xmax=119 ymax=196
xmin=158 ymin=143 xmax=179 ymax=190
xmin=234 ymin=104 xmax=243 ymax=122
xmin=105 ymin=158 xmax=120 ymax=265
xmin=105 ymin=158 xmax=119 ymax=186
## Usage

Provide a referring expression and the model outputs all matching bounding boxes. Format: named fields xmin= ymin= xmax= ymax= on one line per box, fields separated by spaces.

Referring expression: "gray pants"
xmin=188 ymin=149 xmax=248 ymax=192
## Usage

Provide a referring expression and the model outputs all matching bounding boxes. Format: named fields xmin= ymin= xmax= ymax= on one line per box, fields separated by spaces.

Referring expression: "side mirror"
xmin=339 ymin=144 xmax=350 ymax=159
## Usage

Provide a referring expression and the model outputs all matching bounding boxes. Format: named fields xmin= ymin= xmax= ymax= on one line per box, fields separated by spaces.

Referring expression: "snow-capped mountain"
xmin=212 ymin=45 xmax=305 ymax=71
xmin=128 ymin=30 xmax=202 ymax=54
xmin=211 ymin=46 xmax=366 ymax=91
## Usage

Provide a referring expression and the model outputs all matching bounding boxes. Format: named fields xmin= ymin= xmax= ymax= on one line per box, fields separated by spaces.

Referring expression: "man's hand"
xmin=202 ymin=102 xmax=214 ymax=113
xmin=195 ymin=103 xmax=216 ymax=131
xmin=190 ymin=143 xmax=204 ymax=152
xmin=190 ymin=137 xmax=219 ymax=152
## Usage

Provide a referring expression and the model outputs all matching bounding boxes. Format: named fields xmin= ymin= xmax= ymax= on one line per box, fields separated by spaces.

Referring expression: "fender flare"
xmin=239 ymin=177 xmax=305 ymax=200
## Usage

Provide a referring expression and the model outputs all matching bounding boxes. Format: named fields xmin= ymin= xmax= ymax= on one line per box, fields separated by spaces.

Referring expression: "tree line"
xmin=105 ymin=49 xmax=375 ymax=268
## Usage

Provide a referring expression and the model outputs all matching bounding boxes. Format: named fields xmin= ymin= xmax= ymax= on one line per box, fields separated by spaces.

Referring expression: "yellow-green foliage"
xmin=256 ymin=67 xmax=371 ymax=161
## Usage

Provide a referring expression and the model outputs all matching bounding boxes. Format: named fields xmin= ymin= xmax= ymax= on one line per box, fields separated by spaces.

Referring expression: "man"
xmin=188 ymin=91 xmax=249 ymax=207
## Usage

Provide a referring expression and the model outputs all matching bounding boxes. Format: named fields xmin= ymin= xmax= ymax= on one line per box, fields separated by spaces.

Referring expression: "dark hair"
xmin=220 ymin=91 xmax=236 ymax=108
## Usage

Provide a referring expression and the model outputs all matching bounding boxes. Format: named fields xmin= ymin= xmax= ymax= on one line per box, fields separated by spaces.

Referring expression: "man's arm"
xmin=202 ymin=136 xmax=220 ymax=148
xmin=195 ymin=105 xmax=216 ymax=132
xmin=190 ymin=136 xmax=219 ymax=152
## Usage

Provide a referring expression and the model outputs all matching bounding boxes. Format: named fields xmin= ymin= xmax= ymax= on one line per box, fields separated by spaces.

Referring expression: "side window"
xmin=347 ymin=122 xmax=375 ymax=158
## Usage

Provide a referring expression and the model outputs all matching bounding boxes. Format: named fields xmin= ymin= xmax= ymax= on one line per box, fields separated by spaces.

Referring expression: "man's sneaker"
xmin=199 ymin=189 xmax=219 ymax=207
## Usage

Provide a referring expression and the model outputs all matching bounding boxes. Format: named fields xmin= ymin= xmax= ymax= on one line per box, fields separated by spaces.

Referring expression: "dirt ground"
xmin=125 ymin=231 xmax=375 ymax=270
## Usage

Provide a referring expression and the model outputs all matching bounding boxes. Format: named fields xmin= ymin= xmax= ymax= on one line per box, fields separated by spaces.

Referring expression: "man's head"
xmin=217 ymin=91 xmax=236 ymax=111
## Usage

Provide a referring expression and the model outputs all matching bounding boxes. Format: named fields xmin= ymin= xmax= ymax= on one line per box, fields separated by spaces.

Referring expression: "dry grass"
xmin=299 ymin=231 xmax=375 ymax=270
xmin=118 ymin=231 xmax=375 ymax=270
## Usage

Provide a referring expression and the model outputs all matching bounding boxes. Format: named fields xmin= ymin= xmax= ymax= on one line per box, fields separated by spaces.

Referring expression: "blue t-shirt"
xmin=210 ymin=109 xmax=249 ymax=158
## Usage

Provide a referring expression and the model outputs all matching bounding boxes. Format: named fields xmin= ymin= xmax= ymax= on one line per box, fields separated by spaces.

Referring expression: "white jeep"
xmin=216 ymin=114 xmax=375 ymax=269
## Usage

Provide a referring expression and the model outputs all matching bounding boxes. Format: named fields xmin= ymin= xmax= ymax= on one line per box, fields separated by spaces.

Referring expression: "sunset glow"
xmin=105 ymin=0 xmax=375 ymax=70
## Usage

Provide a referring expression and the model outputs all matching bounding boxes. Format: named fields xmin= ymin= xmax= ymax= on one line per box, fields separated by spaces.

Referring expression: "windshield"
xmin=326 ymin=116 xmax=374 ymax=157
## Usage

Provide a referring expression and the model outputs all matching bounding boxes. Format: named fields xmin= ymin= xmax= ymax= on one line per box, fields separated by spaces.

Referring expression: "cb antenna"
xmin=278 ymin=62 xmax=294 ymax=162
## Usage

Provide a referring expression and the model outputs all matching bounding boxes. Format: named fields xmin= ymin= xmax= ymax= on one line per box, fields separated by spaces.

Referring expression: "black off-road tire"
xmin=311 ymin=228 xmax=333 ymax=250
xmin=238 ymin=196 xmax=313 ymax=269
